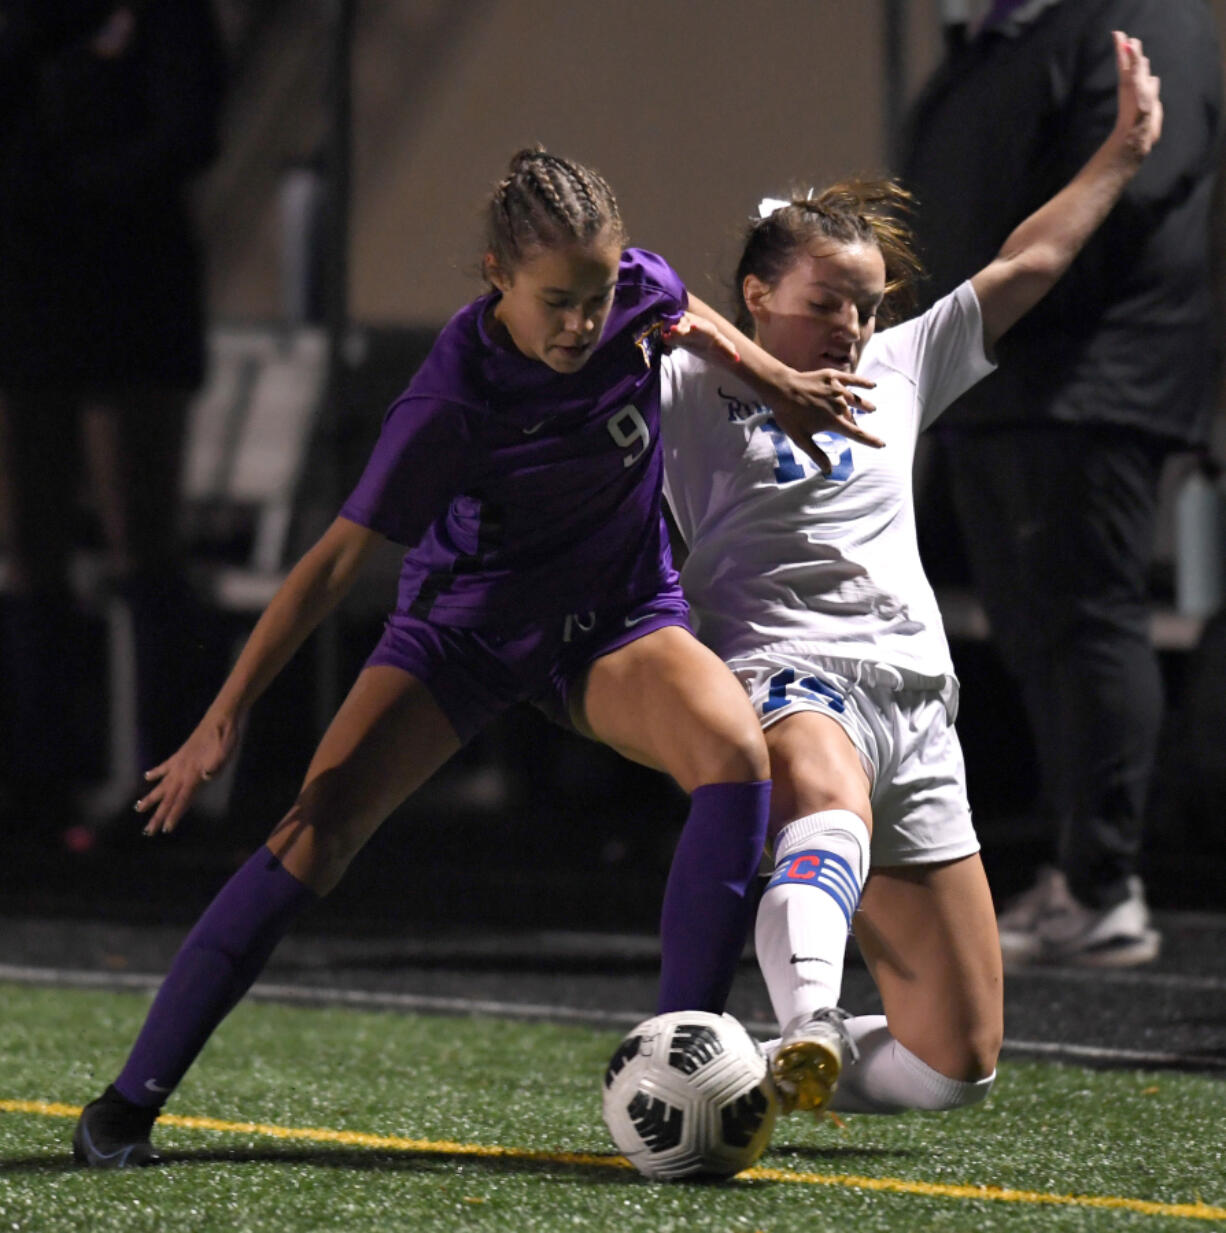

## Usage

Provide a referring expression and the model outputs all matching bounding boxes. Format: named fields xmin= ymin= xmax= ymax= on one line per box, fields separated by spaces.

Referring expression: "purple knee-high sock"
xmin=115 ymin=846 xmax=317 ymax=1108
xmin=657 ymin=779 xmax=771 ymax=1014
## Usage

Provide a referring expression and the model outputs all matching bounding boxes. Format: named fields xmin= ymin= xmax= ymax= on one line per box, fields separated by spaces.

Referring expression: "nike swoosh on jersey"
xmin=521 ymin=420 xmax=547 ymax=434
xmin=623 ymin=613 xmax=653 ymax=627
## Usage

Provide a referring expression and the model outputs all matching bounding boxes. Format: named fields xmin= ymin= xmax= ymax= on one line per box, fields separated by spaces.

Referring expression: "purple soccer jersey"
xmin=340 ymin=248 xmax=687 ymax=627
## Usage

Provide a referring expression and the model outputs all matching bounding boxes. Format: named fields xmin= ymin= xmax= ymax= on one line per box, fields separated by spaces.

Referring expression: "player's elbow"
xmin=1001 ymin=244 xmax=1068 ymax=296
xmin=978 ymin=248 xmax=1068 ymax=347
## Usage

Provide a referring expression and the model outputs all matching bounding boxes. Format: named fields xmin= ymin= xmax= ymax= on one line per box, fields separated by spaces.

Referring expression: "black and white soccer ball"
xmin=602 ymin=1010 xmax=778 ymax=1180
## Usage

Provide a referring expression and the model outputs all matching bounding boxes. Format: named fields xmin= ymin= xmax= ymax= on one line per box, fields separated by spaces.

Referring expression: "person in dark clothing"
xmin=0 ymin=0 xmax=226 ymax=825
xmin=0 ymin=0 xmax=117 ymax=117
xmin=903 ymin=0 xmax=1223 ymax=965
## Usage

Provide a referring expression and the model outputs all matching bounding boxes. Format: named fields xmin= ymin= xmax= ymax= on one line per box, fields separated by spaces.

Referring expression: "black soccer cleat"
xmin=72 ymin=1086 xmax=162 ymax=1169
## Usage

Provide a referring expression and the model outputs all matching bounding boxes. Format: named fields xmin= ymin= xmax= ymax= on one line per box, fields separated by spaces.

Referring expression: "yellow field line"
xmin=6 ymin=1098 xmax=1225 ymax=1222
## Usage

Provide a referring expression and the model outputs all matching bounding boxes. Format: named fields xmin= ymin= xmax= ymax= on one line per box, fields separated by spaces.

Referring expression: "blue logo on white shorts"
xmin=762 ymin=668 xmax=846 ymax=716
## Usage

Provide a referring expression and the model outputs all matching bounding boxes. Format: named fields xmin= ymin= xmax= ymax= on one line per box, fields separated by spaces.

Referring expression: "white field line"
xmin=2 ymin=962 xmax=1225 ymax=1073
xmin=1001 ymin=965 xmax=1226 ymax=993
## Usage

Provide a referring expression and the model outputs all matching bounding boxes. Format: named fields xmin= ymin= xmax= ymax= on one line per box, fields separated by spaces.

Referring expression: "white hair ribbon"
xmin=757 ymin=197 xmax=790 ymax=219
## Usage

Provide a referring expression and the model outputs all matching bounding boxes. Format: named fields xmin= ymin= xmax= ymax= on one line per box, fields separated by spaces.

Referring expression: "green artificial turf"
xmin=0 ymin=982 xmax=1223 ymax=1232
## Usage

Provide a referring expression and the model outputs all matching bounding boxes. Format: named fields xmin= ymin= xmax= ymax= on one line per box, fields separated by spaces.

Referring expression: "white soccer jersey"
xmin=661 ymin=280 xmax=994 ymax=684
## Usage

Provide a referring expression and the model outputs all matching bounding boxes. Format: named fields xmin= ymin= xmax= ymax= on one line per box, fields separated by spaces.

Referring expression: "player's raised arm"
xmin=971 ymin=31 xmax=1162 ymax=351
xmin=136 ymin=516 xmax=384 ymax=835
xmin=680 ymin=293 xmax=882 ymax=474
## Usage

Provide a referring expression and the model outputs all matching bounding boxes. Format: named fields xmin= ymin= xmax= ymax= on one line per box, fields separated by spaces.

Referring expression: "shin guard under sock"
xmin=755 ymin=810 xmax=870 ymax=1028
xmin=657 ymin=779 xmax=771 ymax=1013
xmin=115 ymin=846 xmax=317 ymax=1107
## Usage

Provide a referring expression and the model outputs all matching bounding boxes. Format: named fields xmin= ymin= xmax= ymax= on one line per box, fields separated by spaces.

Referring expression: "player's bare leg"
xmin=577 ymin=624 xmax=768 ymax=790
xmin=853 ymin=855 xmax=1002 ymax=1084
xmin=763 ymin=710 xmax=872 ymax=834
xmin=268 ymin=666 xmax=462 ymax=892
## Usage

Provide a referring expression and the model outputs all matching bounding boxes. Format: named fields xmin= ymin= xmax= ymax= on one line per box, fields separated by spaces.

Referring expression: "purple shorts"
xmin=365 ymin=589 xmax=692 ymax=742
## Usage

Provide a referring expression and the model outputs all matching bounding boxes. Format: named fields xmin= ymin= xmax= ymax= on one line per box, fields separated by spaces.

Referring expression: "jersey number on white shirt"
xmin=762 ymin=418 xmax=853 ymax=483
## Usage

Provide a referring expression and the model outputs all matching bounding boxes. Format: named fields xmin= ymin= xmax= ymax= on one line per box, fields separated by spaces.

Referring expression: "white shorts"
xmin=729 ymin=648 xmax=979 ymax=868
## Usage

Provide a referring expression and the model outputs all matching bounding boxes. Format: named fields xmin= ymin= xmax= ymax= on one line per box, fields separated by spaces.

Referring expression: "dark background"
xmin=4 ymin=322 xmax=1223 ymax=934
xmin=1 ymin=2 xmax=1224 ymax=933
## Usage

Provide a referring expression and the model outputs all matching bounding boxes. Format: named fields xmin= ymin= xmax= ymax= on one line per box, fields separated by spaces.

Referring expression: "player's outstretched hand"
xmin=663 ymin=312 xmax=742 ymax=364
xmin=135 ymin=710 xmax=239 ymax=836
xmin=771 ymin=368 xmax=881 ymax=474
xmin=1111 ymin=31 xmax=1162 ymax=163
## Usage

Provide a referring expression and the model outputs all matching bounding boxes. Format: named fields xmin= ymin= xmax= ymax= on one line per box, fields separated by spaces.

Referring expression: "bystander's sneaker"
xmin=997 ymin=865 xmax=1071 ymax=964
xmin=770 ymin=1007 xmax=858 ymax=1115
xmin=999 ymin=871 xmax=1160 ymax=968
xmin=72 ymin=1086 xmax=161 ymax=1168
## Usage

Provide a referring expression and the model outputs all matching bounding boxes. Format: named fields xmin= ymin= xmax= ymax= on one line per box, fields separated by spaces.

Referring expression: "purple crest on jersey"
xmin=340 ymin=249 xmax=687 ymax=626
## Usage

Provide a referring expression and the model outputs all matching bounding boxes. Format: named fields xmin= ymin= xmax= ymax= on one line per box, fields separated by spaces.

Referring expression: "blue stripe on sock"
xmin=765 ymin=848 xmax=861 ymax=926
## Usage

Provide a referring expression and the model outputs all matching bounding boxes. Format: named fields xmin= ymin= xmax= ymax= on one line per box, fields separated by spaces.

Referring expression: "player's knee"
xmin=767 ymin=773 xmax=865 ymax=835
xmin=269 ymin=800 xmax=366 ymax=896
xmin=692 ymin=718 xmax=770 ymax=787
xmin=903 ymin=1013 xmax=1001 ymax=1093
xmin=935 ymin=1022 xmax=1002 ymax=1086
xmin=963 ymin=1020 xmax=1003 ymax=1083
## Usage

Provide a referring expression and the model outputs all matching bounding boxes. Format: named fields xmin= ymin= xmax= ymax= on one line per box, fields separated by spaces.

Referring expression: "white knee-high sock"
xmin=830 ymin=1015 xmax=996 ymax=1113
xmin=755 ymin=809 xmax=870 ymax=1029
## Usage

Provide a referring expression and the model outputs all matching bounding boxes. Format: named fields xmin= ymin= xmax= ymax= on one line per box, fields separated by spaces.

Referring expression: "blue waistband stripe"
xmin=765 ymin=848 xmax=862 ymax=925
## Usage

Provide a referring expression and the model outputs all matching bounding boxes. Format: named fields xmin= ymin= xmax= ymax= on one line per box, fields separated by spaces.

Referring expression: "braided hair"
xmin=485 ymin=147 xmax=626 ymax=278
xmin=733 ymin=179 xmax=923 ymax=334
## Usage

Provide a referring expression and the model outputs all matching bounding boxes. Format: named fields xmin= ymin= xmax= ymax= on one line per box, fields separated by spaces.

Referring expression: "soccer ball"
xmin=602 ymin=1010 xmax=778 ymax=1180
